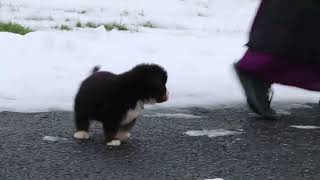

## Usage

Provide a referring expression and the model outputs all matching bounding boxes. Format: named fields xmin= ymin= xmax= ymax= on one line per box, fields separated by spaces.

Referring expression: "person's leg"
xmin=234 ymin=55 xmax=276 ymax=119
xmin=235 ymin=49 xmax=320 ymax=119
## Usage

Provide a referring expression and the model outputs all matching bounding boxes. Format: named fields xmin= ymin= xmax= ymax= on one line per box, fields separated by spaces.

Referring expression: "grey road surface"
xmin=0 ymin=103 xmax=320 ymax=180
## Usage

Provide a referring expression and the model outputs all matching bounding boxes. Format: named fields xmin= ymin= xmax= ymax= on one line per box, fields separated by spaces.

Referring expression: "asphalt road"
xmin=0 ymin=103 xmax=320 ymax=180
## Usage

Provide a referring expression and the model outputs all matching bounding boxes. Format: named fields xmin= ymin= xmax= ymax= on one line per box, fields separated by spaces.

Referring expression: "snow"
xmin=276 ymin=109 xmax=291 ymax=115
xmin=0 ymin=0 xmax=258 ymax=32
xmin=0 ymin=0 xmax=319 ymax=112
xmin=42 ymin=136 xmax=68 ymax=142
xmin=290 ymin=125 xmax=320 ymax=130
xmin=288 ymin=103 xmax=313 ymax=109
xmin=184 ymin=129 xmax=241 ymax=138
xmin=144 ymin=113 xmax=202 ymax=119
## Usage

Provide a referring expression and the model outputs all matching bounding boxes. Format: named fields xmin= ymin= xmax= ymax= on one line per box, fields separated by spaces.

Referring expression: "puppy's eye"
xmin=163 ymin=77 xmax=167 ymax=84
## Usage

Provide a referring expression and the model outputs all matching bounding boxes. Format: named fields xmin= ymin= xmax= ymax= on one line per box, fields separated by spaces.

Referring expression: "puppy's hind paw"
xmin=74 ymin=131 xmax=90 ymax=139
xmin=116 ymin=131 xmax=131 ymax=141
xmin=124 ymin=132 xmax=131 ymax=139
xmin=106 ymin=140 xmax=121 ymax=146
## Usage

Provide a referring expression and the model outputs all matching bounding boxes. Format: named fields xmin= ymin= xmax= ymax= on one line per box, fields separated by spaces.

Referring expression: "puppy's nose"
xmin=161 ymin=90 xmax=169 ymax=102
xmin=157 ymin=91 xmax=169 ymax=103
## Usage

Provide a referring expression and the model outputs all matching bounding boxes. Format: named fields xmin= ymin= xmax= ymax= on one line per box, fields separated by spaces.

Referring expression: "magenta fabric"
xmin=237 ymin=50 xmax=320 ymax=91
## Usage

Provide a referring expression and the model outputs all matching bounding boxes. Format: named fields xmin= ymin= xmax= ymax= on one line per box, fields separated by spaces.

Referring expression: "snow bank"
xmin=0 ymin=0 xmax=319 ymax=112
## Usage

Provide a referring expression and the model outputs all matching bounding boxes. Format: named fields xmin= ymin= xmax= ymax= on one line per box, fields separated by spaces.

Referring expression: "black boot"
xmin=234 ymin=63 xmax=277 ymax=119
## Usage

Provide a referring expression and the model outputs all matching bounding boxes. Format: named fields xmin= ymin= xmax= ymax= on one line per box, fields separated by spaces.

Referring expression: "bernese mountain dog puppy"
xmin=73 ymin=64 xmax=169 ymax=146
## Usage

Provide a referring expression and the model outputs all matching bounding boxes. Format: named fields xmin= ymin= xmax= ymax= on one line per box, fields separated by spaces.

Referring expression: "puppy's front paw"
xmin=74 ymin=131 xmax=90 ymax=139
xmin=106 ymin=140 xmax=121 ymax=146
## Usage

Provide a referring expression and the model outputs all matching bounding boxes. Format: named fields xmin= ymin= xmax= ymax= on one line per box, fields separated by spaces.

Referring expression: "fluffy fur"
xmin=73 ymin=63 xmax=169 ymax=146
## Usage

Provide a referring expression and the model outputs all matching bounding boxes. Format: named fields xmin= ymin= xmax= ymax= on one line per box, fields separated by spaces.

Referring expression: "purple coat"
xmin=246 ymin=0 xmax=320 ymax=63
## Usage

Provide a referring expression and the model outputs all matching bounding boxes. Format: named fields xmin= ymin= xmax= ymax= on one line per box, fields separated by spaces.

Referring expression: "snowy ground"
xmin=0 ymin=0 xmax=319 ymax=112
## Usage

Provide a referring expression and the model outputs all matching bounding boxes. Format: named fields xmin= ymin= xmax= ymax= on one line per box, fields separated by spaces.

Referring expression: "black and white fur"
xmin=73 ymin=64 xmax=169 ymax=146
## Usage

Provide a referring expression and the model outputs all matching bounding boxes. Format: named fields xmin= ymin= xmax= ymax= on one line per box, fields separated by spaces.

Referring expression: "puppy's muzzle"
xmin=157 ymin=90 xmax=169 ymax=103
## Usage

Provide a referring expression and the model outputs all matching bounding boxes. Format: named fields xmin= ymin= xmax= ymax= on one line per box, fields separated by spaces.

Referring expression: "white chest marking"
xmin=121 ymin=100 xmax=144 ymax=125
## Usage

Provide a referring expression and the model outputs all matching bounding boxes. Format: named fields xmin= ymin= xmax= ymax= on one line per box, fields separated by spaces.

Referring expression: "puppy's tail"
xmin=91 ymin=65 xmax=101 ymax=74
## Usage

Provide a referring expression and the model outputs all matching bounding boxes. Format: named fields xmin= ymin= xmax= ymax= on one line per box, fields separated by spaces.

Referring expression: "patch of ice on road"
xmin=185 ymin=129 xmax=241 ymax=138
xmin=290 ymin=125 xmax=320 ymax=130
xmin=42 ymin=136 xmax=68 ymax=142
xmin=205 ymin=178 xmax=224 ymax=180
xmin=144 ymin=113 xmax=201 ymax=119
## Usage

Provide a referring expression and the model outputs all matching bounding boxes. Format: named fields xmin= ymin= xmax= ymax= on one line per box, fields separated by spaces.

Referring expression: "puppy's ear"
xmin=91 ymin=66 xmax=101 ymax=74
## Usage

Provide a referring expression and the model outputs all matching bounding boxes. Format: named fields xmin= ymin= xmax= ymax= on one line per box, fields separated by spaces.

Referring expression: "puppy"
xmin=73 ymin=64 xmax=169 ymax=146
